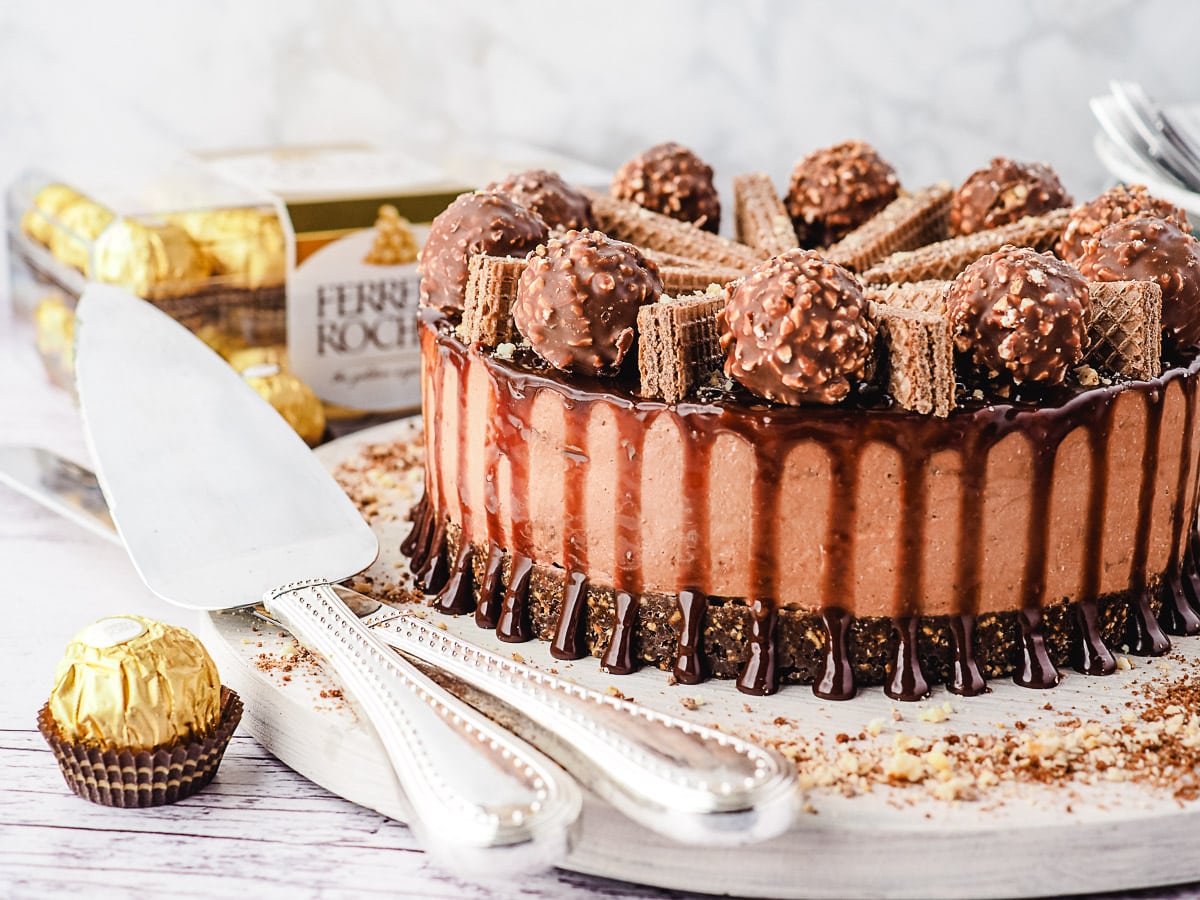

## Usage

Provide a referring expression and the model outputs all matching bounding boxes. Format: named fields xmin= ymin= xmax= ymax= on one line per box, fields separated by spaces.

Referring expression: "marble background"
xmin=2 ymin=0 xmax=1199 ymax=280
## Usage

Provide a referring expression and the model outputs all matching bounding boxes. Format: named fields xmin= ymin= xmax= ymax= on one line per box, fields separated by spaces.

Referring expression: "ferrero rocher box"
xmin=7 ymin=143 xmax=609 ymax=430
xmin=7 ymin=157 xmax=288 ymax=392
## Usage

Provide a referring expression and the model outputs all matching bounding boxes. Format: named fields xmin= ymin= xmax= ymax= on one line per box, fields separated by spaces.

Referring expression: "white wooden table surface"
xmin=2 ymin=299 xmax=1199 ymax=900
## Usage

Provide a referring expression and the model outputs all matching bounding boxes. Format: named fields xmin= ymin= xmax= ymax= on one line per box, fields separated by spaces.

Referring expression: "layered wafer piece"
xmin=1082 ymin=280 xmax=1162 ymax=380
xmin=865 ymin=280 xmax=949 ymax=315
xmin=824 ymin=183 xmax=953 ymax=272
xmin=460 ymin=254 xmax=527 ymax=347
xmin=587 ymin=190 xmax=767 ymax=270
xmin=861 ymin=208 xmax=1071 ymax=285
xmin=868 ymin=301 xmax=956 ymax=417
xmin=658 ymin=264 xmax=744 ymax=296
xmin=732 ymin=172 xmax=798 ymax=257
xmin=637 ymin=291 xmax=726 ymax=403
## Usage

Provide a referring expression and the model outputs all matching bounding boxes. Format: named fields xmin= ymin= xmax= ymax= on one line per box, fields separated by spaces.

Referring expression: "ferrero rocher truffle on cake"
xmin=401 ymin=144 xmax=1200 ymax=701
xmin=37 ymin=616 xmax=242 ymax=806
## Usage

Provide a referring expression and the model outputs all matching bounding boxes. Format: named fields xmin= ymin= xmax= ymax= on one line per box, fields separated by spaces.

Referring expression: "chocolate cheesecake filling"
xmin=404 ymin=309 xmax=1200 ymax=699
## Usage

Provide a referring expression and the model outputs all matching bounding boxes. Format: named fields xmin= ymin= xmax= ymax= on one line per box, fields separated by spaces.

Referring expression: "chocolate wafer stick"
xmin=861 ymin=208 xmax=1071 ymax=285
xmin=732 ymin=172 xmax=797 ymax=257
xmin=1082 ymin=281 xmax=1162 ymax=380
xmin=587 ymin=190 xmax=767 ymax=269
xmin=637 ymin=291 xmax=726 ymax=403
xmin=869 ymin=301 xmax=957 ymax=417
xmin=658 ymin=264 xmax=744 ymax=296
xmin=865 ymin=280 xmax=949 ymax=315
xmin=825 ymin=183 xmax=952 ymax=272
xmin=460 ymin=254 xmax=526 ymax=347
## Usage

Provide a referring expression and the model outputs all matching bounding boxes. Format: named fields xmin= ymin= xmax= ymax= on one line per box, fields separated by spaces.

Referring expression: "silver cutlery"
xmin=73 ymin=285 xmax=581 ymax=876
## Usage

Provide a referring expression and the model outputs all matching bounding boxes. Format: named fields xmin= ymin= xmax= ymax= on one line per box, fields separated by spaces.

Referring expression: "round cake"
xmin=403 ymin=156 xmax=1200 ymax=701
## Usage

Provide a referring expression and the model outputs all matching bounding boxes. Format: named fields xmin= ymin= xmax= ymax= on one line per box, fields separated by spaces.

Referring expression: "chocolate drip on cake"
xmin=551 ymin=572 xmax=590 ymax=660
xmin=673 ymin=590 xmax=709 ymax=684
xmin=815 ymin=608 xmax=856 ymax=700
xmin=1015 ymin=607 xmax=1060 ymax=690
xmin=601 ymin=411 xmax=646 ymax=674
xmin=497 ymin=554 xmax=534 ymax=643
xmin=475 ymin=541 xmax=506 ymax=630
xmin=737 ymin=432 xmax=785 ymax=696
xmin=433 ymin=538 xmax=476 ymax=615
xmin=948 ymin=614 xmax=987 ymax=696
xmin=551 ymin=400 xmax=593 ymax=659
xmin=1128 ymin=389 xmax=1172 ymax=656
xmin=886 ymin=616 xmax=930 ymax=701
xmin=405 ymin=310 xmax=1200 ymax=698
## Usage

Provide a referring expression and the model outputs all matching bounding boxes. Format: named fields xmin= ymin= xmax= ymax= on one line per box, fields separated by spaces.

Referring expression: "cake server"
xmin=7 ymin=445 xmax=799 ymax=846
xmin=72 ymin=284 xmax=580 ymax=875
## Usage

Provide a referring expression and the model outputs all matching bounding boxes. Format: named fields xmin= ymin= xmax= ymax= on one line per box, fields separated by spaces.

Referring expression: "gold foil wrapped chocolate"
xmin=33 ymin=294 xmax=77 ymax=389
xmin=227 ymin=343 xmax=288 ymax=372
xmin=242 ymin=363 xmax=326 ymax=446
xmin=92 ymin=218 xmax=212 ymax=300
xmin=21 ymin=183 xmax=86 ymax=245
xmin=168 ymin=208 xmax=286 ymax=289
xmin=47 ymin=615 xmax=221 ymax=752
xmin=23 ymin=187 xmax=117 ymax=273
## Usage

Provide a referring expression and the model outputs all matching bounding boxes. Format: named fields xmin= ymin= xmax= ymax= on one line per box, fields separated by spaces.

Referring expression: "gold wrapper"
xmin=33 ymin=295 xmax=77 ymax=388
xmin=243 ymin=363 xmax=326 ymax=446
xmin=168 ymin=208 xmax=286 ymax=290
xmin=21 ymin=183 xmax=86 ymax=245
xmin=48 ymin=615 xmax=222 ymax=753
xmin=42 ymin=198 xmax=116 ymax=272
xmin=92 ymin=219 xmax=211 ymax=300
xmin=193 ymin=324 xmax=249 ymax=360
xmin=227 ymin=344 xmax=288 ymax=372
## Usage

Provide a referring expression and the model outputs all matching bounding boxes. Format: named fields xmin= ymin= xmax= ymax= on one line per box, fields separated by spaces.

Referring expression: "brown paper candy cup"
xmin=37 ymin=685 xmax=242 ymax=808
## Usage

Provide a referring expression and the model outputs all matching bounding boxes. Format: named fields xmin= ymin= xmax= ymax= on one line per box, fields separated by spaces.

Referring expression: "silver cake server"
xmin=4 ymin=445 xmax=799 ymax=846
xmin=72 ymin=285 xmax=580 ymax=875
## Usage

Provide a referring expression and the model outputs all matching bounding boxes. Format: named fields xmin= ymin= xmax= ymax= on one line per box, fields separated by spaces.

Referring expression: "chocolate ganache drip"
xmin=402 ymin=309 xmax=1200 ymax=698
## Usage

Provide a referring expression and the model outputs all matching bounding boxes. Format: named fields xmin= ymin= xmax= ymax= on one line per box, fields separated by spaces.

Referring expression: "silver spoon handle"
xmin=369 ymin=606 xmax=797 ymax=846
xmin=264 ymin=580 xmax=580 ymax=874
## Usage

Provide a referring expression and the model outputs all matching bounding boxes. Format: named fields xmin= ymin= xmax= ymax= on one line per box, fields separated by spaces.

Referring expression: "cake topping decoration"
xmin=48 ymin=615 xmax=222 ymax=752
xmin=486 ymin=169 xmax=595 ymax=231
xmin=1073 ymin=216 xmax=1200 ymax=347
xmin=949 ymin=157 xmax=1072 ymax=237
xmin=945 ymin=245 xmax=1090 ymax=385
xmin=1058 ymin=184 xmax=1192 ymax=263
xmin=461 ymin=254 xmax=527 ymax=348
xmin=732 ymin=172 xmax=799 ymax=257
xmin=611 ymin=142 xmax=721 ymax=233
xmin=418 ymin=191 xmax=548 ymax=312
xmin=785 ymin=141 xmax=900 ymax=248
xmin=719 ymin=249 xmax=876 ymax=405
xmin=513 ymin=230 xmax=662 ymax=376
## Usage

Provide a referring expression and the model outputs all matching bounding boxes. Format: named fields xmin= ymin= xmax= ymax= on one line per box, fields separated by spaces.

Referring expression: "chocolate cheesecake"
xmin=402 ymin=148 xmax=1200 ymax=701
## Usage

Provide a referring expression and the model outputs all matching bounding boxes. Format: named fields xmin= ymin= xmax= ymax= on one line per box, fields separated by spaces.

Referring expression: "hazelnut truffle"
xmin=718 ymin=249 xmax=876 ymax=405
xmin=611 ymin=142 xmax=721 ymax=233
xmin=486 ymin=169 xmax=594 ymax=231
xmin=1058 ymin=184 xmax=1193 ymax=263
xmin=513 ymin=230 xmax=662 ymax=376
xmin=950 ymin=157 xmax=1072 ymax=236
xmin=418 ymin=191 xmax=549 ymax=311
xmin=785 ymin=141 xmax=900 ymax=248
xmin=1074 ymin=216 xmax=1200 ymax=347
xmin=945 ymin=245 xmax=1090 ymax=385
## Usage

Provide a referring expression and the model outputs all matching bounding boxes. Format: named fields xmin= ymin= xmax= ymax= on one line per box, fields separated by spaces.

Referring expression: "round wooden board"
xmin=197 ymin=418 xmax=1200 ymax=899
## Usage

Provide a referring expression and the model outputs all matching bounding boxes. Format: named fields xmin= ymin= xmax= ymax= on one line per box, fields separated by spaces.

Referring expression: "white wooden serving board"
xmin=196 ymin=418 xmax=1200 ymax=900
